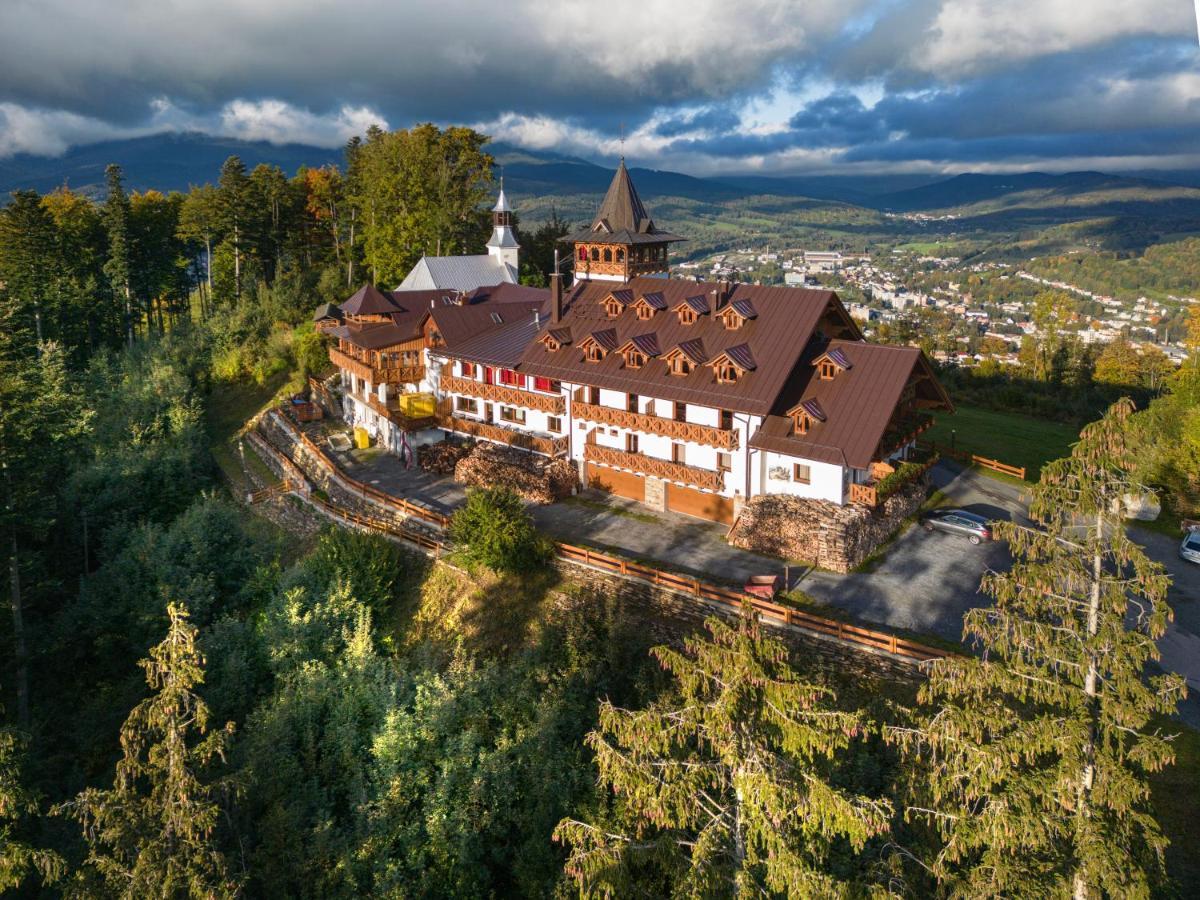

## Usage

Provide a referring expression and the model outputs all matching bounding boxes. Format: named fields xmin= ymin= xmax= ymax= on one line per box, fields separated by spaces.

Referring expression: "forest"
xmin=1 ymin=124 xmax=1197 ymax=898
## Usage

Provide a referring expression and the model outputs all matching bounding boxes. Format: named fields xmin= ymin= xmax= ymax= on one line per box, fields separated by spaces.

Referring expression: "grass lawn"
xmin=1151 ymin=716 xmax=1200 ymax=891
xmin=926 ymin=404 xmax=1079 ymax=481
xmin=205 ymin=372 xmax=293 ymax=489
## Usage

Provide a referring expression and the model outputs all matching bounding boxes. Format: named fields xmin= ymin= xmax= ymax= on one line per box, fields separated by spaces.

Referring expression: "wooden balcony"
xmin=583 ymin=442 xmax=724 ymax=492
xmin=364 ymin=394 xmax=436 ymax=432
xmin=572 ymin=397 xmax=739 ymax=449
xmin=435 ymin=410 xmax=569 ymax=457
xmin=439 ymin=373 xmax=565 ymax=415
xmin=330 ymin=347 xmax=424 ymax=385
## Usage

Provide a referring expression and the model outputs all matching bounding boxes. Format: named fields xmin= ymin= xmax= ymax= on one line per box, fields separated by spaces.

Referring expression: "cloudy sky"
xmin=1 ymin=0 xmax=1198 ymax=176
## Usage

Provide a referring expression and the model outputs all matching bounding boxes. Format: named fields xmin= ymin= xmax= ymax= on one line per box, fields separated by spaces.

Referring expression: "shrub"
xmin=449 ymin=487 xmax=552 ymax=573
xmin=295 ymin=527 xmax=408 ymax=617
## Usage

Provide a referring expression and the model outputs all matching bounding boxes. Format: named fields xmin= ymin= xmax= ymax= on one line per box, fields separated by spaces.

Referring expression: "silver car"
xmin=922 ymin=508 xmax=993 ymax=545
xmin=1181 ymin=530 xmax=1200 ymax=565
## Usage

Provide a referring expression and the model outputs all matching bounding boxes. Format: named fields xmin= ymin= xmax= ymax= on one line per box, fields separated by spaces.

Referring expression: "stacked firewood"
xmin=418 ymin=439 xmax=472 ymax=475
xmin=454 ymin=444 xmax=579 ymax=504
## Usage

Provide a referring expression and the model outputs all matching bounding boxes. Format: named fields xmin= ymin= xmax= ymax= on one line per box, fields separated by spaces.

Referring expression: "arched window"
xmin=603 ymin=248 xmax=612 ymax=263
xmin=578 ymin=246 xmax=587 ymax=261
xmin=616 ymin=248 xmax=625 ymax=262
xmin=590 ymin=247 xmax=600 ymax=261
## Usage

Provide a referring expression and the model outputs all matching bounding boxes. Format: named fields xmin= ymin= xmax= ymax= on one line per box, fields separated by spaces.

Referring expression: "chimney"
xmin=534 ymin=309 xmax=541 ymax=328
xmin=550 ymin=250 xmax=563 ymax=323
xmin=718 ymin=279 xmax=732 ymax=308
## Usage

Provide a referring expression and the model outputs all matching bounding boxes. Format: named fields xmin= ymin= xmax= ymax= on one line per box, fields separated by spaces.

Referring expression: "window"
xmin=616 ymin=248 xmax=625 ymax=262
xmin=793 ymin=463 xmax=811 ymax=484
xmin=578 ymin=246 xmax=587 ymax=261
xmin=717 ymin=452 xmax=732 ymax=472
xmin=533 ymin=376 xmax=554 ymax=393
xmin=587 ymin=386 xmax=600 ymax=405
xmin=793 ymin=413 xmax=810 ymax=435
xmin=590 ymin=247 xmax=600 ymax=261
xmin=585 ymin=344 xmax=605 ymax=362
xmin=626 ymin=433 xmax=639 ymax=454
xmin=455 ymin=396 xmax=479 ymax=415
xmin=603 ymin=248 xmax=612 ymax=262
xmin=720 ymin=310 xmax=742 ymax=330
xmin=499 ymin=369 xmax=522 ymax=387
xmin=720 ymin=409 xmax=733 ymax=430
xmin=625 ymin=349 xmax=645 ymax=368
xmin=458 ymin=361 xmax=477 ymax=379
xmin=635 ymin=304 xmax=654 ymax=320
xmin=500 ymin=406 xmax=526 ymax=425
xmin=627 ymin=393 xmax=639 ymax=412
xmin=604 ymin=298 xmax=623 ymax=318
xmin=547 ymin=416 xmax=562 ymax=434
xmin=674 ymin=402 xmax=686 ymax=422
xmin=716 ymin=363 xmax=738 ymax=384
xmin=668 ymin=356 xmax=693 ymax=376
xmin=818 ymin=361 xmax=838 ymax=380
xmin=672 ymin=443 xmax=686 ymax=465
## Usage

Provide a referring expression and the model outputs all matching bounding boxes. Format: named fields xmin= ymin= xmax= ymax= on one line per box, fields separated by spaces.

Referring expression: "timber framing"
xmin=584 ymin=442 xmax=724 ymax=492
xmin=439 ymin=373 xmax=566 ymax=415
xmin=572 ymin=397 xmax=739 ymax=450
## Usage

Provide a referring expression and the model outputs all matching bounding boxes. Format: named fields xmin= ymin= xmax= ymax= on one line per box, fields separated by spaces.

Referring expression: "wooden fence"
xmin=556 ymin=543 xmax=950 ymax=663
xmin=269 ymin=409 xmax=451 ymax=528
xmin=255 ymin=410 xmax=950 ymax=665
xmin=919 ymin=439 xmax=1026 ymax=480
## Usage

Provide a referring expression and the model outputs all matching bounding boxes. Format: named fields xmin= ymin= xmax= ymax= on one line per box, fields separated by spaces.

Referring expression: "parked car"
xmin=1180 ymin=529 xmax=1200 ymax=565
xmin=922 ymin=508 xmax=992 ymax=544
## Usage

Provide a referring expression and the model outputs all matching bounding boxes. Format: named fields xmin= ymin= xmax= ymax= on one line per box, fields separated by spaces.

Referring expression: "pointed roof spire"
xmin=594 ymin=158 xmax=652 ymax=234
xmin=493 ymin=175 xmax=511 ymax=213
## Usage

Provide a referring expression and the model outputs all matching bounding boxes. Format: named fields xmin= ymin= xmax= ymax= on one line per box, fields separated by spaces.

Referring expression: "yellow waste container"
xmin=397 ymin=392 xmax=436 ymax=419
xmin=353 ymin=427 xmax=371 ymax=449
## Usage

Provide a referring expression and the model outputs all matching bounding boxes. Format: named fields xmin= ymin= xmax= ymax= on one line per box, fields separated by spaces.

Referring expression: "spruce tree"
xmin=1 ymin=697 xmax=64 ymax=890
xmin=555 ymin=610 xmax=891 ymax=897
xmin=216 ymin=156 xmax=251 ymax=304
xmin=57 ymin=603 xmax=240 ymax=899
xmin=102 ymin=164 xmax=135 ymax=346
xmin=892 ymin=399 xmax=1187 ymax=898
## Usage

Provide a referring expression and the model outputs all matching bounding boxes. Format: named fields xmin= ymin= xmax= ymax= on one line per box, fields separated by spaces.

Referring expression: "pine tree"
xmin=57 ymin=603 xmax=240 ymax=899
xmin=1 ymin=697 xmax=64 ymax=890
xmin=555 ymin=610 xmax=892 ymax=897
xmin=892 ymin=399 xmax=1187 ymax=898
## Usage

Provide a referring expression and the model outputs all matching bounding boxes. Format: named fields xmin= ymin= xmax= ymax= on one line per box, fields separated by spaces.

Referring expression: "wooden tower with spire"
xmin=564 ymin=159 xmax=684 ymax=284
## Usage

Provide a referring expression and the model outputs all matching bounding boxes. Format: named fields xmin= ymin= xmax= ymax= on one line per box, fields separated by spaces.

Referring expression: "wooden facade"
xmin=573 ymin=241 xmax=670 ymax=280
xmin=440 ymin=373 xmax=566 ymax=415
xmin=584 ymin=441 xmax=724 ymax=492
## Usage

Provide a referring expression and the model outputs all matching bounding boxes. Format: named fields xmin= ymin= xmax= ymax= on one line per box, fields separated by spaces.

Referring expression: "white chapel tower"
xmin=485 ymin=179 xmax=520 ymax=272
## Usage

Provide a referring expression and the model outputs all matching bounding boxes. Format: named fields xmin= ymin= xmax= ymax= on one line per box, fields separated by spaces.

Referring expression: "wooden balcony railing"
xmin=439 ymin=373 xmax=566 ymax=415
xmin=571 ymin=397 xmax=739 ymax=450
xmin=329 ymin=346 xmax=372 ymax=381
xmin=849 ymin=482 xmax=878 ymax=507
xmin=583 ymin=443 xmax=724 ymax=492
xmin=435 ymin=410 xmax=569 ymax=457
xmin=330 ymin=347 xmax=423 ymax=385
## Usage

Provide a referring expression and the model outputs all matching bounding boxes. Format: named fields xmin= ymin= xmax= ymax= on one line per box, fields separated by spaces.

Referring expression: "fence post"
xmin=890 ymin=634 xmax=897 ymax=654
xmin=693 ymin=578 xmax=701 ymax=597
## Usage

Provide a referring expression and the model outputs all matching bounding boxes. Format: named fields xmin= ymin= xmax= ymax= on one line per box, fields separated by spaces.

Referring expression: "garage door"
xmin=666 ymin=483 xmax=735 ymax=525
xmin=586 ymin=463 xmax=645 ymax=502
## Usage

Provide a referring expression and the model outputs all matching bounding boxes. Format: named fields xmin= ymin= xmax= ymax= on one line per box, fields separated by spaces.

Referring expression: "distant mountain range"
xmin=3 ymin=131 xmax=1200 ymax=219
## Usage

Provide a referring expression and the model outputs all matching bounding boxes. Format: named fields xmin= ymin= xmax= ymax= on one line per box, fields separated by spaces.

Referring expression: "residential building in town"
xmin=317 ymin=164 xmax=951 ymax=523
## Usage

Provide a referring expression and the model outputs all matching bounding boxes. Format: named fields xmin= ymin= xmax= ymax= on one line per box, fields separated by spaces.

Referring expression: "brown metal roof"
xmin=341 ymin=284 xmax=401 ymax=317
xmin=519 ymin=277 xmax=854 ymax=416
xmin=749 ymin=340 xmax=950 ymax=469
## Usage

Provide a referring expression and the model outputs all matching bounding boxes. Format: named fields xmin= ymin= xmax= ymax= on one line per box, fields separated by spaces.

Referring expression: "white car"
xmin=1180 ymin=530 xmax=1200 ymax=565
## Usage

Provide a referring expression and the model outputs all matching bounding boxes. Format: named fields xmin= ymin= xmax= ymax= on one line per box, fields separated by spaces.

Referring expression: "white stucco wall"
xmin=760 ymin=451 xmax=845 ymax=504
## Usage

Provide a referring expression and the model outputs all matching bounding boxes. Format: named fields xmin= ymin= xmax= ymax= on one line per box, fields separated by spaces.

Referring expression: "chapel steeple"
xmin=565 ymin=158 xmax=684 ymax=284
xmin=485 ymin=178 xmax=520 ymax=272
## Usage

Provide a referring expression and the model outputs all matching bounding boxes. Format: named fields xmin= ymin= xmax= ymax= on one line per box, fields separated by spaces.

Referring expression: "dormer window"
xmin=581 ymin=328 xmax=617 ymax=363
xmin=813 ymin=347 xmax=852 ymax=381
xmin=539 ymin=327 xmax=571 ymax=353
xmin=636 ymin=305 xmax=654 ymax=321
xmin=544 ymin=337 xmax=562 ymax=351
xmin=625 ymin=349 xmax=646 ymax=368
xmin=678 ymin=308 xmax=696 ymax=325
xmin=718 ymin=308 xmax=742 ymax=330
xmin=585 ymin=344 xmax=605 ymax=362
xmin=718 ymin=298 xmax=757 ymax=330
xmin=604 ymin=298 xmax=623 ymax=318
xmin=716 ymin=362 xmax=739 ymax=384
xmin=787 ymin=399 xmax=826 ymax=436
xmin=709 ymin=344 xmax=755 ymax=385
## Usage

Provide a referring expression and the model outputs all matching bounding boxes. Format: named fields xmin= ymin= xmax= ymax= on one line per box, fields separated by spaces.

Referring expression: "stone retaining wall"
xmin=728 ymin=478 xmax=929 ymax=573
